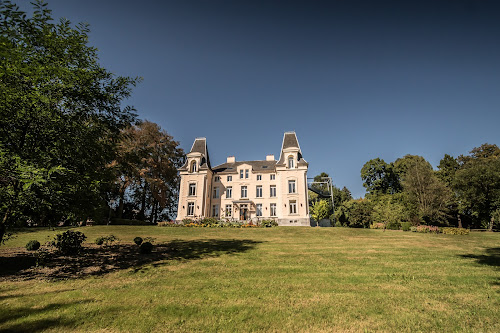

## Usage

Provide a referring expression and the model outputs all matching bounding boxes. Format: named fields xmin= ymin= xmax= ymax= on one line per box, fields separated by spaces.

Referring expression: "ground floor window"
xmin=225 ymin=204 xmax=232 ymax=217
xmin=188 ymin=202 xmax=195 ymax=216
xmin=256 ymin=204 xmax=262 ymax=216
xmin=270 ymin=203 xmax=276 ymax=216
xmin=212 ymin=204 xmax=219 ymax=217
xmin=289 ymin=200 xmax=297 ymax=214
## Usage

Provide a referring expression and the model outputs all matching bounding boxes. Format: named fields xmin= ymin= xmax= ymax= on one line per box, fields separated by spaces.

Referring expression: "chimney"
xmin=227 ymin=156 xmax=235 ymax=163
xmin=266 ymin=154 xmax=275 ymax=161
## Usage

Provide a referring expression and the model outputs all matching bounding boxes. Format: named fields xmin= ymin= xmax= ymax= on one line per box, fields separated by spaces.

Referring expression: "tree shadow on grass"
xmin=0 ymin=299 xmax=92 ymax=332
xmin=0 ymin=239 xmax=262 ymax=281
xmin=460 ymin=247 xmax=500 ymax=268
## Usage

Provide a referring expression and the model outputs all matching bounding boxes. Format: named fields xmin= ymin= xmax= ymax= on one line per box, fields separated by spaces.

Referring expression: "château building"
xmin=176 ymin=132 xmax=310 ymax=226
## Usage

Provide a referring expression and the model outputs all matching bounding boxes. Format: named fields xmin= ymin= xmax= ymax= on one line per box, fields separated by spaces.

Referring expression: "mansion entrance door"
xmin=240 ymin=204 xmax=248 ymax=221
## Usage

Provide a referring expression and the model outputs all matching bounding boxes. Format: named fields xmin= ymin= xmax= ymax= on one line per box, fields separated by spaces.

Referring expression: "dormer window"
xmin=191 ymin=160 xmax=197 ymax=173
xmin=288 ymin=156 xmax=294 ymax=169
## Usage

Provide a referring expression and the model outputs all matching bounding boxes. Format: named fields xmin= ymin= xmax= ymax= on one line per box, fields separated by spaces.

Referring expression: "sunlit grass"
xmin=1 ymin=226 xmax=499 ymax=332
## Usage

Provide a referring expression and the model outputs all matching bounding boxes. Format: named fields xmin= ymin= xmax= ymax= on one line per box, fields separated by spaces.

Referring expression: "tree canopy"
xmin=0 ymin=1 xmax=139 ymax=242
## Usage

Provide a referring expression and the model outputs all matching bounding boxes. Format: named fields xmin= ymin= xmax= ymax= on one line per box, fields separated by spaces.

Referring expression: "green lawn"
xmin=1 ymin=226 xmax=499 ymax=332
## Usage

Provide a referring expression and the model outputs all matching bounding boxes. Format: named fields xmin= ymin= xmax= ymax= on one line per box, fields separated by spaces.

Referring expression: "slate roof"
xmin=178 ymin=137 xmax=211 ymax=171
xmin=212 ymin=160 xmax=277 ymax=174
xmin=276 ymin=132 xmax=308 ymax=166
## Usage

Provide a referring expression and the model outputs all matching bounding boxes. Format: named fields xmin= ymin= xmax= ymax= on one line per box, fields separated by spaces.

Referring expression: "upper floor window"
xmin=227 ymin=175 xmax=232 ymax=182
xmin=256 ymin=186 xmax=262 ymax=198
xmin=213 ymin=187 xmax=219 ymax=199
xmin=191 ymin=161 xmax=197 ymax=173
xmin=226 ymin=186 xmax=232 ymax=199
xmin=288 ymin=180 xmax=296 ymax=193
xmin=241 ymin=186 xmax=248 ymax=198
xmin=214 ymin=176 xmax=220 ymax=182
xmin=270 ymin=185 xmax=276 ymax=197
xmin=257 ymin=175 xmax=262 ymax=181
xmin=288 ymin=156 xmax=294 ymax=169
xmin=240 ymin=170 xmax=244 ymax=179
xmin=270 ymin=174 xmax=275 ymax=180
xmin=245 ymin=169 xmax=249 ymax=179
xmin=188 ymin=183 xmax=196 ymax=196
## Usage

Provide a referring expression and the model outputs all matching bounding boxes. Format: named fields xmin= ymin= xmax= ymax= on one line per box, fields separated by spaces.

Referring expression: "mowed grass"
xmin=1 ymin=226 xmax=499 ymax=332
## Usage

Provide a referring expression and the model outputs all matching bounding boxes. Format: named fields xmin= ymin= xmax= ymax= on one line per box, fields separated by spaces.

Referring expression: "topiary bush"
xmin=134 ymin=237 xmax=143 ymax=245
xmin=53 ymin=230 xmax=87 ymax=255
xmin=26 ymin=240 xmax=40 ymax=251
xmin=139 ymin=241 xmax=153 ymax=254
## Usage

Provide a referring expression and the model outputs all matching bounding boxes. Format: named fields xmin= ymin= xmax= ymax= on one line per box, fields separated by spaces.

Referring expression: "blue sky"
xmin=18 ymin=0 xmax=500 ymax=198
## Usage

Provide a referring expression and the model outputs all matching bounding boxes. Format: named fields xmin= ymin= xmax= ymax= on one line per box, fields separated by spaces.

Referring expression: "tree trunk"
xmin=489 ymin=216 xmax=494 ymax=232
xmin=0 ymin=208 xmax=9 ymax=244
xmin=139 ymin=181 xmax=147 ymax=220
xmin=457 ymin=214 xmax=463 ymax=228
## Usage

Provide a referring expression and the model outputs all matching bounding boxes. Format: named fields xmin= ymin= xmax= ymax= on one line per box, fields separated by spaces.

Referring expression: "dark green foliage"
xmin=139 ymin=241 xmax=153 ymax=254
xmin=53 ymin=230 xmax=86 ymax=254
xmin=361 ymin=158 xmax=401 ymax=196
xmin=134 ymin=237 xmax=143 ymax=245
xmin=25 ymin=240 xmax=40 ymax=251
xmin=386 ymin=221 xmax=401 ymax=230
xmin=0 ymin=1 xmax=139 ymax=243
xmin=260 ymin=220 xmax=279 ymax=227
xmin=401 ymin=222 xmax=411 ymax=231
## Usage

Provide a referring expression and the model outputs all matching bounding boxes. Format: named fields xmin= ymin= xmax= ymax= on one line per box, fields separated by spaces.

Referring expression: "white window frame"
xmin=256 ymin=186 xmax=262 ymax=198
xmin=288 ymin=180 xmax=296 ymax=194
xmin=213 ymin=187 xmax=219 ymax=199
xmin=227 ymin=175 xmax=232 ymax=182
xmin=241 ymin=186 xmax=247 ymax=198
xmin=270 ymin=174 xmax=275 ymax=180
xmin=256 ymin=204 xmax=262 ymax=217
xmin=187 ymin=202 xmax=195 ymax=216
xmin=257 ymin=175 xmax=262 ymax=181
xmin=240 ymin=170 xmax=244 ymax=179
xmin=191 ymin=161 xmax=197 ymax=173
xmin=226 ymin=186 xmax=232 ymax=199
xmin=270 ymin=185 xmax=276 ymax=197
xmin=188 ymin=183 xmax=196 ymax=196
xmin=288 ymin=156 xmax=294 ymax=169
xmin=245 ymin=169 xmax=249 ymax=179
xmin=289 ymin=200 xmax=297 ymax=214
xmin=225 ymin=204 xmax=232 ymax=217
xmin=270 ymin=203 xmax=277 ymax=217
xmin=214 ymin=176 xmax=220 ymax=182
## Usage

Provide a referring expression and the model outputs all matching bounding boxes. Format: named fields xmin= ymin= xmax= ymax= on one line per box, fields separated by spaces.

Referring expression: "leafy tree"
xmin=361 ymin=158 xmax=400 ymax=196
xmin=436 ymin=154 xmax=460 ymax=187
xmin=0 ymin=1 xmax=139 ymax=242
xmin=109 ymin=121 xmax=184 ymax=222
xmin=340 ymin=199 xmax=373 ymax=228
xmin=454 ymin=144 xmax=500 ymax=229
xmin=402 ymin=158 xmax=451 ymax=224
xmin=372 ymin=194 xmax=408 ymax=230
xmin=310 ymin=200 xmax=330 ymax=225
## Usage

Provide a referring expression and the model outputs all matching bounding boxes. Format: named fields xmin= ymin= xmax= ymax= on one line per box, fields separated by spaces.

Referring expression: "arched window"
xmin=191 ymin=160 xmax=197 ymax=173
xmin=288 ymin=156 xmax=294 ymax=169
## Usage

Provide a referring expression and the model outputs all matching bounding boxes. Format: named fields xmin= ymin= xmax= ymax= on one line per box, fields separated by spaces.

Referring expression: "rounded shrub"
xmin=134 ymin=237 xmax=143 ymax=245
xmin=26 ymin=240 xmax=40 ymax=251
xmin=95 ymin=237 xmax=104 ymax=246
xmin=139 ymin=242 xmax=153 ymax=254
xmin=53 ymin=230 xmax=87 ymax=255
